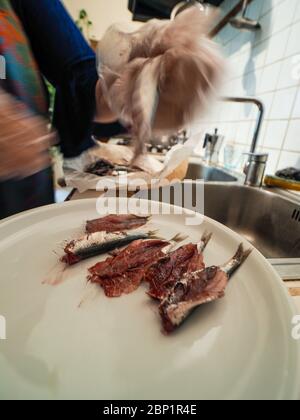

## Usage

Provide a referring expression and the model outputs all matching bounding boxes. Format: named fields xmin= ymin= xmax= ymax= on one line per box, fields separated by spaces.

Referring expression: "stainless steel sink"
xmin=137 ymin=182 xmax=300 ymax=260
xmin=136 ymin=157 xmax=300 ymax=278
xmin=185 ymin=161 xmax=238 ymax=183
xmin=201 ymin=184 xmax=300 ymax=259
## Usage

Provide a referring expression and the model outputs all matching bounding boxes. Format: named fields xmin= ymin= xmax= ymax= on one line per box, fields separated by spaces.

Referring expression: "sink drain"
xmin=292 ymin=208 xmax=300 ymax=222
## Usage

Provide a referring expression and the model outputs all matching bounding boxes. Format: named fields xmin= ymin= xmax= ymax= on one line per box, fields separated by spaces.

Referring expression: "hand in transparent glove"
xmin=97 ymin=6 xmax=224 ymax=159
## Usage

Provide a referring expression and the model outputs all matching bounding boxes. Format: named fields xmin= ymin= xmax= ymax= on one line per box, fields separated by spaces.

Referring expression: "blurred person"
xmin=0 ymin=0 xmax=118 ymax=219
xmin=0 ymin=0 xmax=222 ymax=219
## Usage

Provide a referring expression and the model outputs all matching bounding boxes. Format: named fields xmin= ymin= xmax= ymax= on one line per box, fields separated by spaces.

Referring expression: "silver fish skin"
xmin=159 ymin=244 xmax=252 ymax=333
xmin=62 ymin=231 xmax=152 ymax=265
xmin=197 ymin=231 xmax=213 ymax=254
xmin=221 ymin=243 xmax=252 ymax=276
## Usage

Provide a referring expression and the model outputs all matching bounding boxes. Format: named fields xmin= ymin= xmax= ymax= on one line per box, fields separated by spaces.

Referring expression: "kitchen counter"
xmin=66 ymin=189 xmax=102 ymax=201
xmin=286 ymin=281 xmax=300 ymax=312
xmin=292 ymin=295 xmax=300 ymax=312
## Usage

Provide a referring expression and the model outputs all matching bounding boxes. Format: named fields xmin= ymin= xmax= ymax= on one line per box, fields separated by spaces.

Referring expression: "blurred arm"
xmin=0 ymin=89 xmax=54 ymax=180
xmin=10 ymin=0 xmax=115 ymax=157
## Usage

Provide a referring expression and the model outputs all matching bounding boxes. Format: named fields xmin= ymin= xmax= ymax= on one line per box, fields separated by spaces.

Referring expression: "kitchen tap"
xmin=220 ymin=96 xmax=267 ymax=186
xmin=221 ymin=96 xmax=264 ymax=153
xmin=230 ymin=0 xmax=261 ymax=31
xmin=170 ymin=0 xmax=204 ymax=20
xmin=243 ymin=152 xmax=268 ymax=187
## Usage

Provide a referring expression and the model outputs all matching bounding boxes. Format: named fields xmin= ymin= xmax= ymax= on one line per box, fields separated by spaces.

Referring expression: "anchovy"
xmin=145 ymin=231 xmax=213 ymax=301
xmin=159 ymin=244 xmax=252 ymax=333
xmin=62 ymin=231 xmax=156 ymax=266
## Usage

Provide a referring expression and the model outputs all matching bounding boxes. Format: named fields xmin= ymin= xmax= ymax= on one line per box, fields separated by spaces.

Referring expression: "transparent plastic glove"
xmin=97 ymin=6 xmax=224 ymax=160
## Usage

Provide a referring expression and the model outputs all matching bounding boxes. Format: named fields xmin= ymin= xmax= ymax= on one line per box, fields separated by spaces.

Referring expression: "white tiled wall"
xmin=197 ymin=0 xmax=300 ymax=174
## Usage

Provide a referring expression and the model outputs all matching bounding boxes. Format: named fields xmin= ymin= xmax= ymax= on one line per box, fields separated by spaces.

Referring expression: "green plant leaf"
xmin=79 ymin=9 xmax=87 ymax=19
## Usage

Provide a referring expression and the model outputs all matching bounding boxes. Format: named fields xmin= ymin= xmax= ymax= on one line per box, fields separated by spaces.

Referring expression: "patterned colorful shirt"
xmin=0 ymin=0 xmax=47 ymax=114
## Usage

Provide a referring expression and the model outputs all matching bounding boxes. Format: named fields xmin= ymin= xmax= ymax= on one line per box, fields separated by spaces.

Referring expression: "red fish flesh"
xmin=145 ymin=232 xmax=212 ymax=301
xmin=86 ymin=214 xmax=149 ymax=234
xmin=88 ymin=239 xmax=170 ymax=297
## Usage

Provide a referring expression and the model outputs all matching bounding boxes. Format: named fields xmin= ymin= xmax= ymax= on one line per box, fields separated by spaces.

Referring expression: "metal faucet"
xmin=221 ymin=96 xmax=265 ymax=153
xmin=221 ymin=96 xmax=267 ymax=187
xmin=243 ymin=152 xmax=268 ymax=187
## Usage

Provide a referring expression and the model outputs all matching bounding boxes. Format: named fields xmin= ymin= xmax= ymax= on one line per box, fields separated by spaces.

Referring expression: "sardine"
xmin=145 ymin=232 xmax=213 ymax=301
xmin=62 ymin=231 xmax=156 ymax=266
xmin=159 ymin=244 xmax=252 ymax=333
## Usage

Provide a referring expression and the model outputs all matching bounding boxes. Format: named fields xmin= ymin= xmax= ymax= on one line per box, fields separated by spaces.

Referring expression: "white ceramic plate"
xmin=0 ymin=199 xmax=299 ymax=400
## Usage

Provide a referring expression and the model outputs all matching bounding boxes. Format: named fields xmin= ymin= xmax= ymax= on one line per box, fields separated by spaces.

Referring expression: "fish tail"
xmin=147 ymin=230 xmax=160 ymax=239
xmin=233 ymin=243 xmax=253 ymax=265
xmin=223 ymin=243 xmax=252 ymax=277
xmin=170 ymin=233 xmax=188 ymax=243
xmin=198 ymin=231 xmax=213 ymax=253
xmin=146 ymin=231 xmax=186 ymax=242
